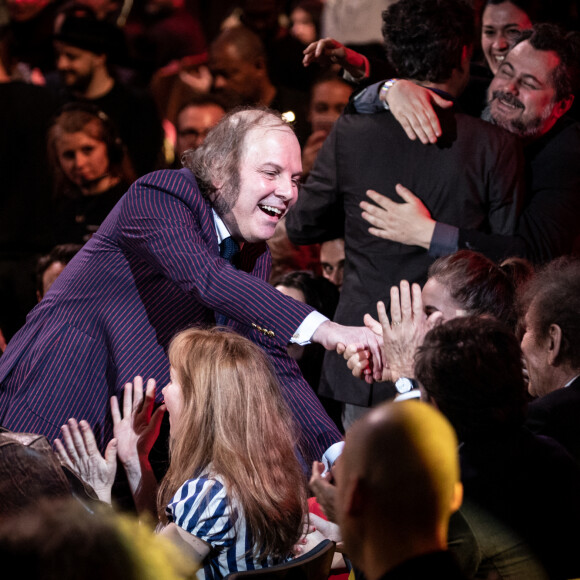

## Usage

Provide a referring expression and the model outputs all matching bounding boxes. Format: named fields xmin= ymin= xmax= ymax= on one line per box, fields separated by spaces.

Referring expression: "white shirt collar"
xmin=212 ymin=209 xmax=231 ymax=245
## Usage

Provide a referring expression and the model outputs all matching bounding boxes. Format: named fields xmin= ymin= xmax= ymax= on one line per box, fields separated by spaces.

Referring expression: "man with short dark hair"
xmin=286 ymin=0 xmax=524 ymax=428
xmin=53 ymin=10 xmax=163 ymax=176
xmin=0 ymin=108 xmax=379 ymax=472
xmin=208 ymin=25 xmax=309 ymax=143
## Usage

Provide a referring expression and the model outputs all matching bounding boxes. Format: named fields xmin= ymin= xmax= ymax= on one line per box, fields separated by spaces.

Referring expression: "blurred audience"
xmin=302 ymin=72 xmax=352 ymax=176
xmin=47 ymin=102 xmax=134 ymax=244
xmin=171 ymin=94 xmax=225 ymax=166
xmin=319 ymin=238 xmax=345 ymax=291
xmin=416 ymin=316 xmax=580 ymax=579
xmin=52 ymin=9 xmax=164 ymax=176
xmin=0 ymin=498 xmax=193 ymax=579
xmin=35 ymin=243 xmax=82 ymax=301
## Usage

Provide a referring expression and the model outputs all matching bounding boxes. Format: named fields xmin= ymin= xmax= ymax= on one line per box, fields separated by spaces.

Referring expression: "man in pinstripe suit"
xmin=0 ymin=108 xmax=379 ymax=468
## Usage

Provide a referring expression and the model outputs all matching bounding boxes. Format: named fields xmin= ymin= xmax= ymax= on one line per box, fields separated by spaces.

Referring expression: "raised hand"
xmin=303 ymin=38 xmax=368 ymax=79
xmin=361 ymin=185 xmax=436 ymax=249
xmin=110 ymin=376 xmax=166 ymax=470
xmin=54 ymin=418 xmax=117 ymax=504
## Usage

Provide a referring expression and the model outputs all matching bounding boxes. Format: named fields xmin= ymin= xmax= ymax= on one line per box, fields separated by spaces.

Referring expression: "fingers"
xmin=54 ymin=438 xmax=73 ymax=468
xmin=365 ymin=189 xmax=395 ymax=211
xmin=122 ymin=381 xmax=133 ymax=418
xmin=132 ymin=375 xmax=144 ymax=412
xmin=142 ymin=378 xmax=157 ymax=420
xmin=104 ymin=438 xmax=118 ymax=467
xmin=110 ymin=395 xmax=121 ymax=425
xmin=78 ymin=419 xmax=99 ymax=455
xmin=394 ymin=184 xmax=419 ymax=204
xmin=411 ymin=283 xmax=424 ymax=320
xmin=399 ymin=280 xmax=412 ymax=322
xmin=390 ymin=287 xmax=402 ymax=325
xmin=363 ymin=313 xmax=383 ymax=336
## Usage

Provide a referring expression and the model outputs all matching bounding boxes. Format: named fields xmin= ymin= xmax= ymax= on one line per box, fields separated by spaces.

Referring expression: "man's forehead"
xmin=504 ymin=40 xmax=561 ymax=83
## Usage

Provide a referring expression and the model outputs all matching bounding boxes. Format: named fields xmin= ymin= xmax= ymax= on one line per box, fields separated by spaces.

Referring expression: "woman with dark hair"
xmin=56 ymin=327 xmax=312 ymax=578
xmin=48 ymin=103 xmax=135 ymax=244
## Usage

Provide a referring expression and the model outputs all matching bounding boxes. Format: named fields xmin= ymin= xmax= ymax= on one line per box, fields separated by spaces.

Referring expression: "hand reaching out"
xmin=361 ymin=185 xmax=436 ymax=249
xmin=309 ymin=461 xmax=338 ymax=523
xmin=303 ymin=38 xmax=368 ymax=79
xmin=54 ymin=418 xmax=117 ymax=504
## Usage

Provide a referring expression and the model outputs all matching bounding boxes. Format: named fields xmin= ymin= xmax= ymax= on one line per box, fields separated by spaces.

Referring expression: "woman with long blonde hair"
xmin=56 ymin=327 xmax=309 ymax=579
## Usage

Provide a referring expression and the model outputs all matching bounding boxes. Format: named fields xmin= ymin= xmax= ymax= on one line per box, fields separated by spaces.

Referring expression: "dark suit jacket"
xmin=0 ymin=169 xmax=341 ymax=462
xmin=526 ymin=375 xmax=580 ymax=464
xmin=286 ymin=109 xmax=524 ymax=406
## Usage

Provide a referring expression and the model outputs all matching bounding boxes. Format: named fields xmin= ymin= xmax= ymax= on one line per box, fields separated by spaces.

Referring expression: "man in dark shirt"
xmin=286 ymin=0 xmax=524 ymax=426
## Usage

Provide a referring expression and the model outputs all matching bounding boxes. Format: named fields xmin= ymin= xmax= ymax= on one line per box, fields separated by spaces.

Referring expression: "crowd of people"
xmin=1 ymin=0 xmax=580 ymax=579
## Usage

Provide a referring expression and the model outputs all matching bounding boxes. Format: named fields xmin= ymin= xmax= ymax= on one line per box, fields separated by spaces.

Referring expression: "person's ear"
xmin=554 ymin=95 xmax=574 ymax=121
xmin=342 ymin=476 xmax=365 ymax=517
xmin=449 ymin=481 xmax=463 ymax=514
xmin=547 ymin=323 xmax=563 ymax=365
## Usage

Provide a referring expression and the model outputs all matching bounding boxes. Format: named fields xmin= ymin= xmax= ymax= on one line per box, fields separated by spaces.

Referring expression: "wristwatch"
xmin=379 ymin=78 xmax=399 ymax=110
xmin=395 ymin=377 xmax=417 ymax=394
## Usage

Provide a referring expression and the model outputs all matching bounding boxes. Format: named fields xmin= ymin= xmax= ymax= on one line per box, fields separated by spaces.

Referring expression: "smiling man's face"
xmin=484 ymin=39 xmax=568 ymax=138
xmin=221 ymin=126 xmax=302 ymax=244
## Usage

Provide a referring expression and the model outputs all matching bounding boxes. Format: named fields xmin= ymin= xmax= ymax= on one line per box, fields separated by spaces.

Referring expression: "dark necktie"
xmin=219 ymin=236 xmax=240 ymax=266
xmin=216 ymin=236 xmax=240 ymax=326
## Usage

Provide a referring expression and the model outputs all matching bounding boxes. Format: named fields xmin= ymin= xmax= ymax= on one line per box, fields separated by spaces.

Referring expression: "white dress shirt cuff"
xmin=291 ymin=311 xmax=329 ymax=345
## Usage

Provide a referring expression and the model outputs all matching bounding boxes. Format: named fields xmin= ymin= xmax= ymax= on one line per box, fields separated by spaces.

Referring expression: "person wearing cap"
xmin=52 ymin=8 xmax=164 ymax=177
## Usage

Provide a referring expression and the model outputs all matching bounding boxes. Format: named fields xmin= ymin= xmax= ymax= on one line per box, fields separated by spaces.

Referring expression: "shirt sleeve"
xmin=166 ymin=477 xmax=238 ymax=548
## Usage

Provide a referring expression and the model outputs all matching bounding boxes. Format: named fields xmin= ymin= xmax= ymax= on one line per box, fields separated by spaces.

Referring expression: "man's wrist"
xmin=379 ymin=78 xmax=399 ymax=110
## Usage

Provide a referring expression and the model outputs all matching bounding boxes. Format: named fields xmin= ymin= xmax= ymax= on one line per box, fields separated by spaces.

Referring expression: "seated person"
xmin=518 ymin=256 xmax=580 ymax=463
xmin=47 ymin=102 xmax=135 ymax=245
xmin=55 ymin=328 xmax=329 ymax=577
xmin=415 ymin=317 xmax=580 ymax=579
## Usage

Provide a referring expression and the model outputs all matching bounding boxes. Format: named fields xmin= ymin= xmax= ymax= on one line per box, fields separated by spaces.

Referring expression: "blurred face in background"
xmin=309 ymin=79 xmax=353 ymax=135
xmin=175 ymin=104 xmax=225 ymax=157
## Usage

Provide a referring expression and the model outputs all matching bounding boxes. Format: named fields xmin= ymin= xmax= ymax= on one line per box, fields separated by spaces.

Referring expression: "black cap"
xmin=53 ymin=13 xmax=126 ymax=62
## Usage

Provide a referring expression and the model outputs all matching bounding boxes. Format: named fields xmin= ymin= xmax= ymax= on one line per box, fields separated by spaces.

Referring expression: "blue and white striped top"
xmin=165 ymin=475 xmax=288 ymax=580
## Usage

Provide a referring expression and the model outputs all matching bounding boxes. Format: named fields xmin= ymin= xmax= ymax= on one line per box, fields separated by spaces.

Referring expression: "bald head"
xmin=336 ymin=401 xmax=462 ymax=578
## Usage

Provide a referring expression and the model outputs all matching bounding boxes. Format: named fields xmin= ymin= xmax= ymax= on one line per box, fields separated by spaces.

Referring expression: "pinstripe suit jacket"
xmin=0 ymin=169 xmax=340 ymax=462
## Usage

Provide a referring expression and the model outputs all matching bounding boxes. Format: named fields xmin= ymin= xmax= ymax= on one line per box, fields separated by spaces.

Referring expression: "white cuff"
xmin=291 ymin=311 xmax=329 ymax=345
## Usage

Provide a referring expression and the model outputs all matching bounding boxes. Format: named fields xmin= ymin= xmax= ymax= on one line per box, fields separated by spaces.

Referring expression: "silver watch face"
xmin=395 ymin=377 xmax=414 ymax=394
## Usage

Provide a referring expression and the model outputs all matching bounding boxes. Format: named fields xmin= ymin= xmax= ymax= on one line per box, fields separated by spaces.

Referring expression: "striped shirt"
xmin=166 ymin=475 xmax=288 ymax=580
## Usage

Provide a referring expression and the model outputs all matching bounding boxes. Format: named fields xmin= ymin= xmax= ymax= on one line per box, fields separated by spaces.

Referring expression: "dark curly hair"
xmin=415 ymin=316 xmax=527 ymax=442
xmin=382 ymin=0 xmax=475 ymax=83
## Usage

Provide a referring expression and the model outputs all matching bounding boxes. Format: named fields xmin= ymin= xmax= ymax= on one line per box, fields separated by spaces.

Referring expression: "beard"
xmin=482 ymin=90 xmax=553 ymax=139
xmin=60 ymin=69 xmax=93 ymax=94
